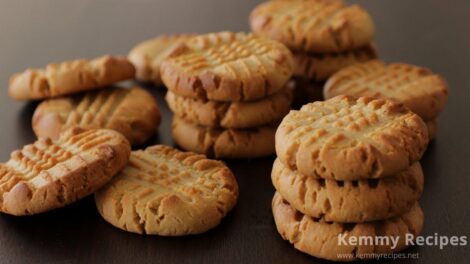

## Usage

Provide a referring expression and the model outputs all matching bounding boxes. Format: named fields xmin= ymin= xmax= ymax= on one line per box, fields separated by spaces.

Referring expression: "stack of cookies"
xmin=271 ymin=96 xmax=429 ymax=261
xmin=250 ymin=0 xmax=377 ymax=106
xmin=160 ymin=31 xmax=295 ymax=159
xmin=324 ymin=60 xmax=449 ymax=139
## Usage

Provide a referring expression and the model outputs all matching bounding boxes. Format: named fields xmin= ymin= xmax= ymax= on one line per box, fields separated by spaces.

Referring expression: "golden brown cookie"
xmin=95 ymin=145 xmax=238 ymax=235
xmin=324 ymin=60 xmax=449 ymax=121
xmin=166 ymin=87 xmax=292 ymax=128
xmin=9 ymin=55 xmax=135 ymax=100
xmin=293 ymin=44 xmax=378 ymax=81
xmin=160 ymin=31 xmax=294 ymax=102
xmin=172 ymin=117 xmax=276 ymax=159
xmin=426 ymin=119 xmax=438 ymax=140
xmin=276 ymin=96 xmax=429 ymax=180
xmin=32 ymin=86 xmax=160 ymax=146
xmin=272 ymin=192 xmax=423 ymax=261
xmin=272 ymin=159 xmax=423 ymax=222
xmin=0 ymin=128 xmax=131 ymax=216
xmin=250 ymin=0 xmax=375 ymax=53
xmin=128 ymin=34 xmax=195 ymax=85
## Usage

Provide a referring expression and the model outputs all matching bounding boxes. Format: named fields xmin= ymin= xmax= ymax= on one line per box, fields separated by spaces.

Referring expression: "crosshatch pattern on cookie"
xmin=95 ymin=145 xmax=238 ymax=235
xmin=161 ymin=31 xmax=294 ymax=101
xmin=250 ymin=0 xmax=375 ymax=52
xmin=276 ymin=96 xmax=429 ymax=180
xmin=33 ymin=87 xmax=160 ymax=145
xmin=0 ymin=129 xmax=130 ymax=215
xmin=272 ymin=192 xmax=423 ymax=261
xmin=272 ymin=159 xmax=423 ymax=223
xmin=324 ymin=60 xmax=449 ymax=121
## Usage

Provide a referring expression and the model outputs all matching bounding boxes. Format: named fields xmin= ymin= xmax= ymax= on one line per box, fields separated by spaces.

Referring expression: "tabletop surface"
xmin=0 ymin=0 xmax=469 ymax=263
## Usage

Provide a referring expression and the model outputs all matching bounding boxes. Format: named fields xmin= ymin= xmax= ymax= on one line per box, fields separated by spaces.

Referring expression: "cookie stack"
xmin=324 ymin=60 xmax=449 ymax=139
xmin=250 ymin=0 xmax=377 ymax=106
xmin=160 ymin=31 xmax=295 ymax=159
xmin=8 ymin=55 xmax=161 ymax=146
xmin=271 ymin=96 xmax=429 ymax=261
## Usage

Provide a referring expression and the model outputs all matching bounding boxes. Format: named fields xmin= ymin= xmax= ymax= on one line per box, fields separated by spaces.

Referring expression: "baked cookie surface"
xmin=0 ymin=128 xmax=131 ymax=216
xmin=272 ymin=192 xmax=423 ymax=261
xmin=160 ymin=31 xmax=294 ymax=101
xmin=276 ymin=96 xmax=429 ymax=180
xmin=32 ymin=86 xmax=160 ymax=146
xmin=9 ymin=55 xmax=135 ymax=100
xmin=166 ymin=87 xmax=292 ymax=128
xmin=324 ymin=60 xmax=449 ymax=121
xmin=128 ymin=34 xmax=195 ymax=85
xmin=172 ymin=117 xmax=276 ymax=159
xmin=250 ymin=0 xmax=375 ymax=52
xmin=293 ymin=44 xmax=377 ymax=81
xmin=272 ymin=159 xmax=423 ymax=222
xmin=95 ymin=145 xmax=238 ymax=235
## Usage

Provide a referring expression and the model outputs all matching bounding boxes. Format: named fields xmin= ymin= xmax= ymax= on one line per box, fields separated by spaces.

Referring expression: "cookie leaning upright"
xmin=276 ymin=96 xmax=429 ymax=180
xmin=0 ymin=128 xmax=130 ymax=216
xmin=128 ymin=34 xmax=195 ymax=85
xmin=9 ymin=55 xmax=135 ymax=100
xmin=324 ymin=60 xmax=449 ymax=138
xmin=32 ymin=86 xmax=161 ymax=145
xmin=250 ymin=0 xmax=375 ymax=53
xmin=95 ymin=145 xmax=238 ymax=236
xmin=161 ymin=31 xmax=294 ymax=101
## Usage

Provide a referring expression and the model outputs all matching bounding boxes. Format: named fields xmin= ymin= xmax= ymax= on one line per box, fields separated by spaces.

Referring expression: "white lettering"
xmin=405 ymin=233 xmax=415 ymax=246
xmin=338 ymin=234 xmax=348 ymax=245
xmin=389 ymin=236 xmax=400 ymax=250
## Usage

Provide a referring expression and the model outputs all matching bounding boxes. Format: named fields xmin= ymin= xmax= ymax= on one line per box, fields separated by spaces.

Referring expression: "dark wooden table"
xmin=1 ymin=0 xmax=469 ymax=263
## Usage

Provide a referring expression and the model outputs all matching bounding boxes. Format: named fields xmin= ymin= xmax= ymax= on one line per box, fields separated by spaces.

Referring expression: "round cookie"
xmin=293 ymin=44 xmax=378 ymax=81
xmin=276 ymin=96 xmax=429 ymax=180
xmin=272 ymin=159 xmax=423 ymax=222
xmin=166 ymin=87 xmax=292 ymax=128
xmin=128 ymin=34 xmax=195 ymax=85
xmin=160 ymin=31 xmax=294 ymax=102
xmin=324 ymin=60 xmax=449 ymax=121
xmin=9 ymin=55 xmax=135 ymax=100
xmin=172 ymin=117 xmax=276 ymax=159
xmin=32 ymin=86 xmax=161 ymax=146
xmin=272 ymin=193 xmax=424 ymax=261
xmin=250 ymin=0 xmax=375 ymax=53
xmin=0 ymin=128 xmax=131 ymax=216
xmin=426 ymin=119 xmax=438 ymax=140
xmin=95 ymin=145 xmax=239 ymax=236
